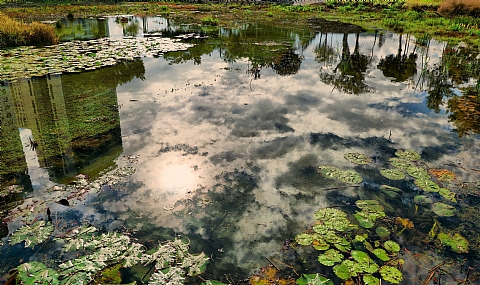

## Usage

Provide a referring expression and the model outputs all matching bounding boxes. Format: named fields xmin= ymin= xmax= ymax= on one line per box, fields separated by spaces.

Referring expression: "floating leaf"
xmin=202 ymin=281 xmax=229 ymax=285
xmin=338 ymin=170 xmax=363 ymax=184
xmin=17 ymin=262 xmax=60 ymax=285
xmin=432 ymin=202 xmax=456 ymax=217
xmin=354 ymin=213 xmax=375 ymax=228
xmin=318 ymin=249 xmax=344 ymax=266
xmin=395 ymin=149 xmax=420 ymax=161
xmin=344 ymin=153 xmax=372 ymax=165
xmin=312 ymin=237 xmax=330 ymax=251
xmin=439 ymin=188 xmax=457 ymax=202
xmin=414 ymin=179 xmax=439 ymax=192
xmin=333 ymin=262 xmax=351 ymax=280
xmin=296 ymin=274 xmax=334 ymax=285
xmin=373 ymin=248 xmax=390 ymax=261
xmin=363 ymin=275 xmax=380 ymax=285
xmin=350 ymin=251 xmax=379 ymax=274
xmin=355 ymin=235 xmax=367 ymax=242
xmin=383 ymin=241 xmax=400 ymax=253
xmin=334 ymin=238 xmax=351 ymax=252
xmin=389 ymin=158 xmax=414 ymax=169
xmin=437 ymin=233 xmax=469 ymax=253
xmin=407 ymin=166 xmax=430 ymax=179
xmin=356 ymin=200 xmax=384 ymax=213
xmin=295 ymin=233 xmax=314 ymax=246
xmin=380 ymin=185 xmax=401 ymax=198
xmin=379 ymin=266 xmax=403 ymax=284
xmin=9 ymin=221 xmax=54 ymax=248
xmin=318 ymin=166 xmax=342 ymax=179
xmin=428 ymin=168 xmax=456 ymax=182
xmin=314 ymin=208 xmax=352 ymax=232
xmin=380 ymin=169 xmax=405 ymax=180
xmin=375 ymin=227 xmax=390 ymax=238
xmin=414 ymin=195 xmax=433 ymax=205
xmin=394 ymin=217 xmax=414 ymax=229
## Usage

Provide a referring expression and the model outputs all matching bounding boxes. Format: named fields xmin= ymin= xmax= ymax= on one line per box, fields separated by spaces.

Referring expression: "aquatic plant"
xmin=437 ymin=232 xmax=469 ymax=253
xmin=380 ymin=185 xmax=401 ymax=198
xmin=395 ymin=149 xmax=421 ymax=161
xmin=432 ymin=202 xmax=456 ymax=217
xmin=295 ymin=205 xmax=403 ymax=284
xmin=0 ymin=184 xmax=23 ymax=198
xmin=380 ymin=169 xmax=405 ymax=180
xmin=9 ymin=220 xmax=54 ymax=248
xmin=0 ymin=15 xmax=58 ymax=48
xmin=344 ymin=152 xmax=372 ymax=165
xmin=318 ymin=166 xmax=363 ymax=184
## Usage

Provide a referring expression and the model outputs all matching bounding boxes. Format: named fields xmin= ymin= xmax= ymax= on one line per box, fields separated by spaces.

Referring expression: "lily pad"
xmin=389 ymin=157 xmax=414 ymax=170
xmin=375 ymin=227 xmax=390 ymax=238
xmin=312 ymin=238 xmax=330 ymax=251
xmin=383 ymin=241 xmax=400 ymax=253
xmin=344 ymin=152 xmax=372 ymax=165
xmin=334 ymin=238 xmax=352 ymax=252
xmin=437 ymin=232 xmax=469 ymax=253
xmin=414 ymin=179 xmax=440 ymax=192
xmin=9 ymin=221 xmax=54 ymax=248
xmin=313 ymin=208 xmax=351 ymax=231
xmin=395 ymin=149 xmax=420 ymax=161
xmin=350 ymin=251 xmax=379 ymax=274
xmin=295 ymin=233 xmax=314 ymax=246
xmin=380 ymin=169 xmax=405 ymax=180
xmin=439 ymin=188 xmax=457 ymax=202
xmin=17 ymin=262 xmax=60 ymax=285
xmin=407 ymin=166 xmax=430 ymax=179
xmin=413 ymin=195 xmax=433 ymax=205
xmin=296 ymin=274 xmax=334 ymax=285
xmin=373 ymin=248 xmax=390 ymax=261
xmin=428 ymin=168 xmax=456 ymax=182
xmin=318 ymin=166 xmax=342 ymax=179
xmin=380 ymin=185 xmax=401 ymax=198
xmin=338 ymin=170 xmax=363 ymax=184
xmin=363 ymin=275 xmax=380 ymax=285
xmin=356 ymin=200 xmax=384 ymax=213
xmin=379 ymin=266 xmax=403 ymax=284
xmin=354 ymin=212 xmax=375 ymax=228
xmin=432 ymin=202 xmax=456 ymax=217
xmin=318 ymin=249 xmax=344 ymax=266
xmin=333 ymin=261 xmax=351 ymax=280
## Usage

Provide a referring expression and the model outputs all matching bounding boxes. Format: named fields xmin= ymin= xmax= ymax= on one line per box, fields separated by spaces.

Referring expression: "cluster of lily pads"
xmin=0 ymin=184 xmax=23 ymax=198
xmin=295 ymin=206 xmax=403 ymax=284
xmin=0 ymin=37 xmax=194 ymax=82
xmin=10 ymin=224 xmax=209 ymax=285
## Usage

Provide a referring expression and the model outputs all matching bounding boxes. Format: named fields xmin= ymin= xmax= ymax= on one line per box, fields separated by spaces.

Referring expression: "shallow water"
xmin=1 ymin=16 xmax=480 ymax=284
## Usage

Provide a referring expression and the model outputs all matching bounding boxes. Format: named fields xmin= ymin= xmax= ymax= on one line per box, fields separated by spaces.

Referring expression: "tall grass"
xmin=439 ymin=0 xmax=480 ymax=16
xmin=0 ymin=15 xmax=58 ymax=48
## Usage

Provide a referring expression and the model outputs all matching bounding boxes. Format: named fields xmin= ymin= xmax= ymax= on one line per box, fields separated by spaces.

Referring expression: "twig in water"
xmin=423 ymin=261 xmax=445 ymax=285
xmin=321 ymin=185 xmax=360 ymax=191
xmin=265 ymin=257 xmax=279 ymax=271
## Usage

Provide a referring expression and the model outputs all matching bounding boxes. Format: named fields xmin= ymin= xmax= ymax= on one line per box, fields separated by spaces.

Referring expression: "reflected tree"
xmin=377 ymin=34 xmax=418 ymax=82
xmin=447 ymin=88 xmax=480 ymax=137
xmin=425 ymin=71 xmax=454 ymax=113
xmin=270 ymin=49 xmax=304 ymax=76
xmin=319 ymin=33 xmax=374 ymax=95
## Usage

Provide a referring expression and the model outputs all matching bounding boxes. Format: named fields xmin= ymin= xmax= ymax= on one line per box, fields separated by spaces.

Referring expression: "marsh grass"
xmin=0 ymin=15 xmax=57 ymax=47
xmin=439 ymin=0 xmax=480 ymax=16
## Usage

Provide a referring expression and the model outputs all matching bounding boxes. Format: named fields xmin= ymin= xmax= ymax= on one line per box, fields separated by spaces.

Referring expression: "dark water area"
xmin=1 ymin=15 xmax=480 ymax=284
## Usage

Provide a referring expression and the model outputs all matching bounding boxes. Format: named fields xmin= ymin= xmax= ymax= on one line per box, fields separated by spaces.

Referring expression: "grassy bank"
xmin=1 ymin=0 xmax=480 ymax=48
xmin=0 ymin=14 xmax=57 ymax=47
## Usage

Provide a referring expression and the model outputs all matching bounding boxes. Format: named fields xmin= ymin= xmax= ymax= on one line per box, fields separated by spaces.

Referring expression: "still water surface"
xmin=1 ymin=15 xmax=479 ymax=284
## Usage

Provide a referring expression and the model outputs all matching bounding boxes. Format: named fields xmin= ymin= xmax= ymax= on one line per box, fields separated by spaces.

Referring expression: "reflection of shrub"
xmin=0 ymin=15 xmax=58 ymax=48
xmin=439 ymin=0 xmax=480 ymax=16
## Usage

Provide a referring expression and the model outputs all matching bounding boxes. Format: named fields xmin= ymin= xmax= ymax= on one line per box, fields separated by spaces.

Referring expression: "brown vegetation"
xmin=439 ymin=0 xmax=480 ymax=16
xmin=0 ymin=15 xmax=58 ymax=48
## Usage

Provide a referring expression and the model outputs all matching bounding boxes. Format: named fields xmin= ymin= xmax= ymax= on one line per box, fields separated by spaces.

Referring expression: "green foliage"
xmin=0 ymin=15 xmax=58 ymax=48
xmin=9 ymin=221 xmax=54 ymax=248
xmin=432 ymin=202 xmax=456 ymax=217
xmin=17 ymin=262 xmax=60 ymax=285
xmin=380 ymin=185 xmax=401 ymax=198
xmin=379 ymin=266 xmax=403 ymax=284
xmin=201 ymin=17 xmax=218 ymax=26
xmin=344 ymin=152 xmax=372 ymax=165
xmin=414 ymin=195 xmax=433 ymax=204
xmin=395 ymin=149 xmax=420 ymax=160
xmin=0 ymin=184 xmax=23 ymax=197
xmin=318 ymin=166 xmax=363 ymax=184
xmin=414 ymin=178 xmax=440 ymax=192
xmin=407 ymin=166 xmax=430 ymax=179
xmin=296 ymin=274 xmax=334 ymax=285
xmin=437 ymin=232 xmax=469 ymax=253
xmin=380 ymin=169 xmax=405 ymax=180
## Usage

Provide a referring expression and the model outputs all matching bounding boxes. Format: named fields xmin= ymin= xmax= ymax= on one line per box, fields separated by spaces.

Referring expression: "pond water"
xmin=1 ymin=15 xmax=480 ymax=284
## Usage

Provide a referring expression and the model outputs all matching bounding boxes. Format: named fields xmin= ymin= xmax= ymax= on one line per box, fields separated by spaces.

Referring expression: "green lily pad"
xmin=9 ymin=221 xmax=54 ymax=248
xmin=414 ymin=179 xmax=440 ymax=192
xmin=354 ymin=235 xmax=367 ymax=242
xmin=295 ymin=233 xmax=313 ymax=246
xmin=375 ymin=227 xmax=390 ymax=238
xmin=313 ymin=208 xmax=351 ymax=231
xmin=373 ymin=248 xmax=391 ymax=261
xmin=407 ymin=166 xmax=430 ymax=179
xmin=380 ymin=169 xmax=405 ymax=180
xmin=333 ymin=261 xmax=351 ymax=280
xmin=364 ymin=241 xmax=374 ymax=253
xmin=296 ymin=274 xmax=334 ymax=285
xmin=312 ymin=238 xmax=330 ymax=251
xmin=413 ymin=195 xmax=433 ymax=205
xmin=439 ymin=188 xmax=457 ymax=202
xmin=383 ymin=241 xmax=400 ymax=253
xmin=380 ymin=185 xmax=401 ymax=198
xmin=338 ymin=170 xmax=363 ymax=184
xmin=354 ymin=212 xmax=375 ymax=228
xmin=389 ymin=157 xmax=414 ymax=169
xmin=351 ymin=250 xmax=371 ymax=263
xmin=318 ymin=166 xmax=342 ymax=179
xmin=324 ymin=231 xmax=343 ymax=244
xmin=356 ymin=200 xmax=384 ymax=213
xmin=363 ymin=274 xmax=380 ymax=285
xmin=318 ymin=249 xmax=344 ymax=266
xmin=395 ymin=149 xmax=420 ymax=161
xmin=432 ymin=202 xmax=456 ymax=217
xmin=350 ymin=251 xmax=379 ymax=274
xmin=379 ymin=266 xmax=403 ymax=284
xmin=313 ymin=224 xmax=330 ymax=234
xmin=17 ymin=262 xmax=60 ymax=285
xmin=334 ymin=238 xmax=352 ymax=252
xmin=437 ymin=232 xmax=469 ymax=253
xmin=344 ymin=152 xmax=372 ymax=165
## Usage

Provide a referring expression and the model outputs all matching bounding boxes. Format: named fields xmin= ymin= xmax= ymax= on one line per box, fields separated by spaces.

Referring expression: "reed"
xmin=0 ymin=15 xmax=58 ymax=48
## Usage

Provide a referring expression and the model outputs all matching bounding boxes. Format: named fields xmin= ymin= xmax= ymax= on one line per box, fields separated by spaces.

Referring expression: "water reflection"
xmin=1 ymin=17 xmax=480 ymax=284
